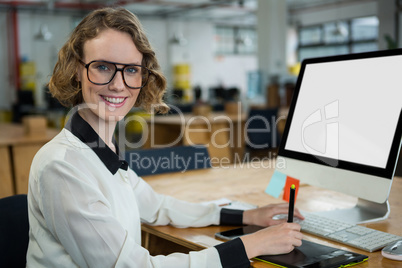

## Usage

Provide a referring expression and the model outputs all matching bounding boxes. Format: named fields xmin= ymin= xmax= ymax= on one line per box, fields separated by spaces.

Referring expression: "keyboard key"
xmin=300 ymin=213 xmax=402 ymax=252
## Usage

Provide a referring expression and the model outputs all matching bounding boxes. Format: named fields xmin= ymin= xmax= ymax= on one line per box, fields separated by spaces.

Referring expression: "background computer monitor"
xmin=276 ymin=49 xmax=402 ymax=224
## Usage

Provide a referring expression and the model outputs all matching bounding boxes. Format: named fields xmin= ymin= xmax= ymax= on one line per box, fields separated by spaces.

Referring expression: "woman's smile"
xmin=100 ymin=95 xmax=128 ymax=107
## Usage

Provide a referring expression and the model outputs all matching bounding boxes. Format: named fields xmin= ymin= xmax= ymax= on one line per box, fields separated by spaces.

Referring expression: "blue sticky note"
xmin=265 ymin=170 xmax=287 ymax=198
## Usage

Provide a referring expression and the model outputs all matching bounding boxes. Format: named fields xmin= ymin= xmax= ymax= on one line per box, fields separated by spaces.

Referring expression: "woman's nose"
xmin=109 ymin=70 xmax=126 ymax=90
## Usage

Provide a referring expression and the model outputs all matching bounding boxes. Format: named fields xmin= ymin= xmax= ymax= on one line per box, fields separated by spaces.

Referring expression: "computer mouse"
xmin=381 ymin=240 xmax=402 ymax=261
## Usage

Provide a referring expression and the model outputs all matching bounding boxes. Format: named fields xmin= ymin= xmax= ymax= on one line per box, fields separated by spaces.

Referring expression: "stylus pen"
xmin=287 ymin=184 xmax=296 ymax=223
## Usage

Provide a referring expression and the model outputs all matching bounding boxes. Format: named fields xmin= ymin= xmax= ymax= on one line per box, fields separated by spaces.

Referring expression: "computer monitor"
xmin=276 ymin=49 xmax=402 ymax=224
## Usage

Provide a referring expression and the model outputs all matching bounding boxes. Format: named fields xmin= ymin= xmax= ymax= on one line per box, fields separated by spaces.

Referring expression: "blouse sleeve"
xmin=129 ymin=171 xmax=221 ymax=228
xmin=31 ymin=159 xmax=227 ymax=268
xmin=127 ymin=171 xmax=250 ymax=268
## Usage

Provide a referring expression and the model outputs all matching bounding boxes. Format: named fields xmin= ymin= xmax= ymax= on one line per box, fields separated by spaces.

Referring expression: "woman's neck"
xmin=78 ymin=109 xmax=118 ymax=153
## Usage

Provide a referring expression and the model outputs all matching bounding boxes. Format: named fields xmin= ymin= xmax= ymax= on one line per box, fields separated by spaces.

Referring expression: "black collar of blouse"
xmin=65 ymin=109 xmax=129 ymax=174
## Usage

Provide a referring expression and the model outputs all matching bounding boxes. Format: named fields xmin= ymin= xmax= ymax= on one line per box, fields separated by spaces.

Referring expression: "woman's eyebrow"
xmin=90 ymin=59 xmax=142 ymax=65
xmin=115 ymin=61 xmax=143 ymax=66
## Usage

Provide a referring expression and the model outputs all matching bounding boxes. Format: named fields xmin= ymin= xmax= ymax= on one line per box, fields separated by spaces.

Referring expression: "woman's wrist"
xmin=240 ymin=233 xmax=261 ymax=259
xmin=242 ymin=209 xmax=256 ymax=226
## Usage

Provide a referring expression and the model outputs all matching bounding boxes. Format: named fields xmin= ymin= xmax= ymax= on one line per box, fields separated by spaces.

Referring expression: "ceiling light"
xmin=332 ymin=22 xmax=347 ymax=37
xmin=34 ymin=24 xmax=52 ymax=41
xmin=170 ymin=32 xmax=187 ymax=46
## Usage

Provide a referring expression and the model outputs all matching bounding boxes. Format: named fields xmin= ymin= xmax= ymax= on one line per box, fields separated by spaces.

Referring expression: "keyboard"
xmin=300 ymin=213 xmax=402 ymax=252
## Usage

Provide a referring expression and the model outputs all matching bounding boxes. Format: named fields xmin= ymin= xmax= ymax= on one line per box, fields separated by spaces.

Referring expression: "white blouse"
xmin=26 ymin=127 xmax=226 ymax=268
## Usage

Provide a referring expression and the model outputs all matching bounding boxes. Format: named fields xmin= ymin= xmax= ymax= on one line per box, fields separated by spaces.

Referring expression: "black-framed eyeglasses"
xmin=79 ymin=60 xmax=152 ymax=89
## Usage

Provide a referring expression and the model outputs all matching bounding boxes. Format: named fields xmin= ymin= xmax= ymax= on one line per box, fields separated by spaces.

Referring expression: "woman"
xmin=27 ymin=7 xmax=304 ymax=268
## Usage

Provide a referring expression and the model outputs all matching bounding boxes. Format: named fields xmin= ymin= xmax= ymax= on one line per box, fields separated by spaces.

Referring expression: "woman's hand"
xmin=240 ymin=222 xmax=303 ymax=258
xmin=243 ymin=203 xmax=305 ymax=227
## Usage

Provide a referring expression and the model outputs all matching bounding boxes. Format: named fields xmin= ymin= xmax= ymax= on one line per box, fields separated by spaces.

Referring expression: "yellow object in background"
xmin=173 ymin=64 xmax=191 ymax=86
xmin=20 ymin=61 xmax=36 ymax=91
xmin=288 ymin=62 xmax=301 ymax=76
xmin=173 ymin=64 xmax=192 ymax=102
xmin=126 ymin=111 xmax=150 ymax=134
xmin=173 ymin=64 xmax=191 ymax=89
xmin=0 ymin=110 xmax=12 ymax=123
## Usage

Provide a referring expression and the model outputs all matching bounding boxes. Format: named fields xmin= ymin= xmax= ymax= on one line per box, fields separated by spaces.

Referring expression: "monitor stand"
xmin=313 ymin=198 xmax=390 ymax=224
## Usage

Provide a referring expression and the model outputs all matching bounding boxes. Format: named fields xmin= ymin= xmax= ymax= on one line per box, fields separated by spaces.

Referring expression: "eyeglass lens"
xmin=87 ymin=61 xmax=148 ymax=88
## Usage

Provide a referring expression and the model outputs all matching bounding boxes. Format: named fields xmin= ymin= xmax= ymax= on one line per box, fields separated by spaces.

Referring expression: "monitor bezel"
xmin=278 ymin=49 xmax=402 ymax=179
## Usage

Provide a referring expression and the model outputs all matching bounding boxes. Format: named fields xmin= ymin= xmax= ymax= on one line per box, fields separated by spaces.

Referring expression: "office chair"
xmin=125 ymin=145 xmax=211 ymax=176
xmin=245 ymin=108 xmax=280 ymax=159
xmin=12 ymin=90 xmax=35 ymax=123
xmin=212 ymin=103 xmax=225 ymax=111
xmin=226 ymin=87 xmax=240 ymax=101
xmin=0 ymin=194 xmax=29 ymax=268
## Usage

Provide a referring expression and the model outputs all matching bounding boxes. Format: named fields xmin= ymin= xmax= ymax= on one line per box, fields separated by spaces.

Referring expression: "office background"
xmin=1 ymin=3 xmax=402 ymax=267
xmin=0 ymin=0 xmax=399 ymax=116
xmin=2 ymin=0 xmax=402 ymax=192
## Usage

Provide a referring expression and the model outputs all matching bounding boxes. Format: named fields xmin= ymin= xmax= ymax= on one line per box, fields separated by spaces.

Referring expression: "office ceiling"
xmin=0 ymin=0 xmax=369 ymax=25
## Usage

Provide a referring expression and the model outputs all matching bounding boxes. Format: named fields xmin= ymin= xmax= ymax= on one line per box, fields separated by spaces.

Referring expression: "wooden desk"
xmin=141 ymin=160 xmax=402 ymax=267
xmin=143 ymin=112 xmax=246 ymax=164
xmin=0 ymin=123 xmax=58 ymax=197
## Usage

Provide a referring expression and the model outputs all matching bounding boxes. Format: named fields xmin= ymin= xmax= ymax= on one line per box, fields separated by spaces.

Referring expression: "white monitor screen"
xmin=280 ymin=50 xmax=402 ymax=179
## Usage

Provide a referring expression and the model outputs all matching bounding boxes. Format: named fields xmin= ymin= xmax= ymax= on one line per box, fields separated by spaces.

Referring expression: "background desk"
xmin=143 ymin=112 xmax=246 ymax=164
xmin=0 ymin=123 xmax=58 ymax=197
xmin=141 ymin=160 xmax=402 ymax=267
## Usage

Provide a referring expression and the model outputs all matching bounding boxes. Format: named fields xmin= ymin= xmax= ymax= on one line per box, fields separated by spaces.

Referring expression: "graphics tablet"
xmin=256 ymin=240 xmax=368 ymax=268
xmin=215 ymin=226 xmax=368 ymax=268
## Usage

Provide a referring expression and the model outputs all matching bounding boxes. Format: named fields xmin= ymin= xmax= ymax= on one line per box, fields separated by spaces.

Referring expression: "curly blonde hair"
xmin=48 ymin=7 xmax=169 ymax=113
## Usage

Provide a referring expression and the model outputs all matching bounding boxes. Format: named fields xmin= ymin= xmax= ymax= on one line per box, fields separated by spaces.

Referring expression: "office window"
xmin=324 ymin=22 xmax=349 ymax=43
xmin=298 ymin=16 xmax=378 ymax=61
xmin=299 ymin=26 xmax=322 ymax=45
xmin=299 ymin=45 xmax=349 ymax=61
xmin=236 ymin=28 xmax=257 ymax=54
xmin=351 ymin=17 xmax=378 ymax=41
xmin=215 ymin=27 xmax=235 ymax=54
xmin=215 ymin=26 xmax=257 ymax=55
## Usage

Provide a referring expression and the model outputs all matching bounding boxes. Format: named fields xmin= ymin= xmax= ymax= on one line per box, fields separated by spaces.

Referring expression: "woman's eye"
xmin=97 ymin=65 xmax=110 ymax=71
xmin=91 ymin=62 xmax=113 ymax=72
xmin=125 ymin=66 xmax=139 ymax=75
